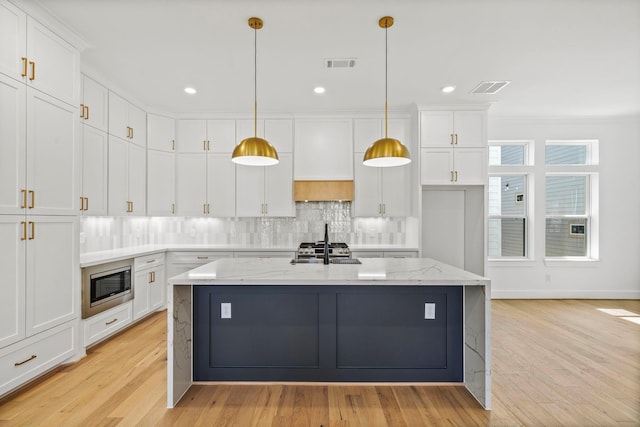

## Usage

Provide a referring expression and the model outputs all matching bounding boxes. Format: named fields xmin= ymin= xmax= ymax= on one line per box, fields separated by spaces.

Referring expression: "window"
xmin=488 ymin=140 xmax=532 ymax=260
xmin=545 ymin=141 xmax=598 ymax=259
xmin=488 ymin=175 xmax=528 ymax=257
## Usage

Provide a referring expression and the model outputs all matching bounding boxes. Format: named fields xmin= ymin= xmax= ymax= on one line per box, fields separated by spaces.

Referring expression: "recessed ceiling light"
xmin=184 ymin=87 xmax=197 ymax=95
xmin=314 ymin=86 xmax=326 ymax=94
xmin=441 ymin=85 xmax=456 ymax=94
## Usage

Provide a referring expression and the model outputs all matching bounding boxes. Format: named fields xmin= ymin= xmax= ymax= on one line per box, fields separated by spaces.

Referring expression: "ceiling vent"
xmin=470 ymin=81 xmax=510 ymax=94
xmin=325 ymin=58 xmax=356 ymax=69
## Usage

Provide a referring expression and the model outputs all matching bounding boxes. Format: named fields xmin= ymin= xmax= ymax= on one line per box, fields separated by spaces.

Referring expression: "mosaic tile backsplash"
xmin=80 ymin=202 xmax=417 ymax=253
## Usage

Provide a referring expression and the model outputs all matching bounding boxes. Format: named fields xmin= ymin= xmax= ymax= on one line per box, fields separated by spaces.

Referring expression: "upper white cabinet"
xmin=108 ymin=136 xmax=146 ymax=216
xmin=420 ymin=111 xmax=484 ymax=148
xmin=0 ymin=3 xmax=79 ymax=106
xmin=420 ymin=110 xmax=487 ymax=185
xmin=294 ymin=119 xmax=353 ymax=180
xmin=148 ymin=114 xmax=175 ymax=152
xmin=80 ymin=75 xmax=108 ymax=133
xmin=147 ymin=114 xmax=176 ymax=216
xmin=236 ymin=119 xmax=294 ymax=153
xmin=108 ymin=92 xmax=146 ymax=146
xmin=236 ymin=153 xmax=294 ymax=217
xmin=176 ymin=119 xmax=235 ymax=153
xmin=80 ymin=125 xmax=108 ymax=216
xmin=0 ymin=73 xmax=26 ymax=215
xmin=353 ymin=118 xmax=411 ymax=217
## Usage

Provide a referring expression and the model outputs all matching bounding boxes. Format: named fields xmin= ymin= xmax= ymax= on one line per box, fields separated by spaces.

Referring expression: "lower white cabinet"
xmin=0 ymin=322 xmax=77 ymax=398
xmin=83 ymin=302 xmax=132 ymax=347
xmin=167 ymin=251 xmax=233 ymax=278
xmin=133 ymin=253 xmax=166 ymax=320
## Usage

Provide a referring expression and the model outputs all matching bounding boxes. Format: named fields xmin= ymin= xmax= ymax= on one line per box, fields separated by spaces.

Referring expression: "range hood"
xmin=293 ymin=180 xmax=354 ymax=202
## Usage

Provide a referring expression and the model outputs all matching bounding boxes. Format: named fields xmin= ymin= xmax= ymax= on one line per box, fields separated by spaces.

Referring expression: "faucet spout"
xmin=323 ymin=223 xmax=330 ymax=265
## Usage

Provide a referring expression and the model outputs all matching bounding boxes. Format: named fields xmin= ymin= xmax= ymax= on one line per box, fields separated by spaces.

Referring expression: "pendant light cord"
xmin=384 ymin=23 xmax=388 ymax=139
xmin=254 ymin=25 xmax=258 ymax=138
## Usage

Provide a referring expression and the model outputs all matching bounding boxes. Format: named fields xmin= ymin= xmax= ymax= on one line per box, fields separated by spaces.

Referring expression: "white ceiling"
xmin=34 ymin=0 xmax=640 ymax=117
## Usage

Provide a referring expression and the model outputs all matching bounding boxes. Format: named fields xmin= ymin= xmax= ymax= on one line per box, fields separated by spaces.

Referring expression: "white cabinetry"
xmin=80 ymin=75 xmax=108 ymax=132
xmin=236 ymin=152 xmax=294 ymax=217
xmin=167 ymin=251 xmax=234 ymax=278
xmin=83 ymin=302 xmax=132 ymax=347
xmin=80 ymin=125 xmax=108 ymax=215
xmin=147 ymin=114 xmax=175 ymax=216
xmin=133 ymin=253 xmax=166 ymax=321
xmin=108 ymin=136 xmax=146 ymax=216
xmin=294 ymin=119 xmax=353 ymax=180
xmin=353 ymin=118 xmax=410 ymax=217
xmin=175 ymin=120 xmax=236 ymax=216
xmin=108 ymin=92 xmax=146 ymax=146
xmin=0 ymin=73 xmax=25 ymax=215
xmin=420 ymin=111 xmax=486 ymax=185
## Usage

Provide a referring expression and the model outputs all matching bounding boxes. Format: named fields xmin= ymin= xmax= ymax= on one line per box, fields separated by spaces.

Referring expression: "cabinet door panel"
xmin=26 ymin=19 xmax=79 ymax=106
xmin=128 ymin=143 xmax=146 ymax=215
xmin=148 ymin=150 xmax=175 ymax=216
xmin=81 ymin=75 xmax=108 ymax=132
xmin=0 ymin=74 xmax=26 ymax=214
xmin=236 ymin=164 xmax=264 ymax=217
xmin=353 ymin=157 xmax=381 ymax=217
xmin=265 ymin=153 xmax=293 ymax=217
xmin=81 ymin=126 xmax=108 ymax=216
xmin=149 ymin=267 xmax=165 ymax=311
xmin=27 ymin=89 xmax=78 ymax=215
xmin=454 ymin=148 xmax=486 ymax=185
xmin=128 ymin=103 xmax=146 ymax=147
xmin=176 ymin=120 xmax=206 ymax=153
xmin=264 ymin=119 xmax=293 ymax=152
xmin=25 ymin=217 xmax=77 ymax=336
xmin=0 ymin=1 xmax=26 ymax=82
xmin=148 ymin=114 xmax=175 ymax=152
xmin=0 ymin=217 xmax=26 ymax=348
xmin=207 ymin=119 xmax=236 ymax=153
xmin=108 ymin=92 xmax=129 ymax=140
xmin=453 ymin=111 xmax=484 ymax=147
xmin=107 ymin=136 xmax=128 ymax=215
xmin=294 ymin=119 xmax=353 ymax=180
xmin=236 ymin=119 xmax=264 ymax=141
xmin=176 ymin=154 xmax=206 ymax=216
xmin=354 ymin=119 xmax=382 ymax=153
xmin=420 ymin=112 xmax=453 ymax=147
xmin=382 ymin=165 xmax=409 ymax=217
xmin=133 ymin=270 xmax=150 ymax=321
xmin=420 ymin=148 xmax=454 ymax=185
xmin=207 ymin=154 xmax=236 ymax=217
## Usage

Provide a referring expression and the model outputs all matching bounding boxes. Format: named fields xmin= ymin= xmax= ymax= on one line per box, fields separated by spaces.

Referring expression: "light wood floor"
xmin=0 ymin=299 xmax=638 ymax=426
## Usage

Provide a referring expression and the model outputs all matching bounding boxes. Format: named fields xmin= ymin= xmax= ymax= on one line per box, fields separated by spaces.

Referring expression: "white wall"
xmin=487 ymin=115 xmax=640 ymax=298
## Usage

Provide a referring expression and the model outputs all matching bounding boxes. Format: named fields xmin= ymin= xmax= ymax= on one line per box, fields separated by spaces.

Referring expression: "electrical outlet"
xmin=424 ymin=303 xmax=436 ymax=319
xmin=220 ymin=303 xmax=231 ymax=319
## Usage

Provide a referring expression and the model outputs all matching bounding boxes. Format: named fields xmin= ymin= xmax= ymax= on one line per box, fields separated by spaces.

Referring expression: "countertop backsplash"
xmin=80 ymin=202 xmax=416 ymax=254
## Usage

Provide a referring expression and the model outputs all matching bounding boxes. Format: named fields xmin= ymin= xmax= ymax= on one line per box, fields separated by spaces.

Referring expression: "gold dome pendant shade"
xmin=232 ymin=17 xmax=279 ymax=166
xmin=363 ymin=16 xmax=411 ymax=168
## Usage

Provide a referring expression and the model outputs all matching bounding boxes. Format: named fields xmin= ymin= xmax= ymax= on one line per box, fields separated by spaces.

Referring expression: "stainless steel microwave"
xmin=82 ymin=259 xmax=133 ymax=319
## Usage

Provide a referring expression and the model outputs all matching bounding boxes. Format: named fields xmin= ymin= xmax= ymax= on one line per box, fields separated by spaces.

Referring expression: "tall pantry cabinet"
xmin=0 ymin=0 xmax=80 ymax=397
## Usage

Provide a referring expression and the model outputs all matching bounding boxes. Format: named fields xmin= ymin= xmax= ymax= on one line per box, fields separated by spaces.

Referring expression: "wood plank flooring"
xmin=0 ymin=299 xmax=638 ymax=426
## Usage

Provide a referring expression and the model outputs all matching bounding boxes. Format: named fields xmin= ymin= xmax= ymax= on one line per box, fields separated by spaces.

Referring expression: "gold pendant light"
xmin=232 ymin=17 xmax=279 ymax=166
xmin=363 ymin=16 xmax=411 ymax=167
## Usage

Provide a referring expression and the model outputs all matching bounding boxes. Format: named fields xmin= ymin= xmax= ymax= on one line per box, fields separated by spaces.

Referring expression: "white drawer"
xmin=0 ymin=322 xmax=77 ymax=397
xmin=169 ymin=251 xmax=233 ymax=264
xmin=83 ymin=302 xmax=132 ymax=347
xmin=234 ymin=251 xmax=295 ymax=258
xmin=135 ymin=252 xmax=166 ymax=271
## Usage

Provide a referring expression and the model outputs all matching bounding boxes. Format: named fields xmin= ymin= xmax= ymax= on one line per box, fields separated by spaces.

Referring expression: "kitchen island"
xmin=167 ymin=257 xmax=491 ymax=409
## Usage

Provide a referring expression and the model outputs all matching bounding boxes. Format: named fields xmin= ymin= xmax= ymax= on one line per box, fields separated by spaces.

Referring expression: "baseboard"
xmin=491 ymin=290 xmax=640 ymax=299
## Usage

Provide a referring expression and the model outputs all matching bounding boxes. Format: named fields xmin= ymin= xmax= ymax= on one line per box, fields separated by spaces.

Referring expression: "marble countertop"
xmin=79 ymin=244 xmax=419 ymax=267
xmin=168 ymin=257 xmax=489 ymax=287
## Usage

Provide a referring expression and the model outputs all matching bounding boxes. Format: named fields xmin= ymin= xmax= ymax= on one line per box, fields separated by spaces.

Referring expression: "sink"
xmin=290 ymin=258 xmax=361 ymax=265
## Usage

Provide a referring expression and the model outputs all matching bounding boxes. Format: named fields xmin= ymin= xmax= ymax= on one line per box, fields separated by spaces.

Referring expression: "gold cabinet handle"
xmin=454 ymin=171 xmax=458 ymax=182
xmin=85 ymin=105 xmax=89 ymax=120
xmin=21 ymin=57 xmax=28 ymax=77
xmin=196 ymin=256 xmax=209 ymax=260
xmin=130 ymin=127 xmax=133 ymax=139
xmin=207 ymin=140 xmax=210 ymax=151
xmin=105 ymin=318 xmax=118 ymax=325
xmin=21 ymin=189 xmax=27 ymax=209
xmin=28 ymin=190 xmax=34 ymax=209
xmin=203 ymin=140 xmax=206 ymax=151
xmin=149 ymin=271 xmax=153 ymax=283
xmin=454 ymin=133 xmax=458 ymax=145
xmin=172 ymin=139 xmax=175 ymax=151
xmin=14 ymin=354 xmax=37 ymax=367
xmin=80 ymin=196 xmax=84 ymax=211
xmin=203 ymin=203 xmax=207 ymax=214
xmin=80 ymin=104 xmax=85 ymax=118
xmin=84 ymin=197 xmax=89 ymax=211
xmin=21 ymin=221 xmax=27 ymax=241
xmin=28 ymin=221 xmax=35 ymax=240
xmin=207 ymin=203 xmax=210 ymax=214
xmin=29 ymin=61 xmax=35 ymax=81
xmin=450 ymin=171 xmax=455 ymax=182
xmin=382 ymin=204 xmax=386 ymax=214
xmin=450 ymin=134 xmax=454 ymax=145
xmin=171 ymin=203 xmax=175 ymax=214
